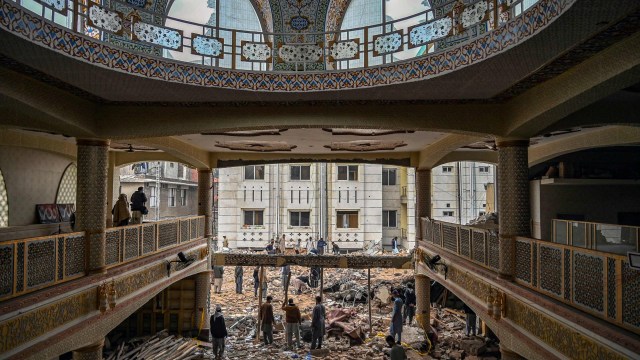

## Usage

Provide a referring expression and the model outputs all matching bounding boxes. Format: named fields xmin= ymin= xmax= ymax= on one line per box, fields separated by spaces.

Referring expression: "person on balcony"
xmin=210 ymin=305 xmax=228 ymax=360
xmin=130 ymin=187 xmax=147 ymax=224
xmin=463 ymin=304 xmax=477 ymax=337
xmin=234 ymin=266 xmax=243 ymax=294
xmin=390 ymin=290 xmax=404 ymax=344
xmin=213 ymin=265 xmax=224 ymax=294
xmin=112 ymin=194 xmax=131 ymax=227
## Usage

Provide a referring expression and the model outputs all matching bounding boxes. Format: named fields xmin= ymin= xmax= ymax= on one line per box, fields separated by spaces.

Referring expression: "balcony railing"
xmin=10 ymin=0 xmax=539 ymax=72
xmin=552 ymin=219 xmax=639 ymax=255
xmin=420 ymin=218 xmax=640 ymax=333
xmin=0 ymin=215 xmax=205 ymax=301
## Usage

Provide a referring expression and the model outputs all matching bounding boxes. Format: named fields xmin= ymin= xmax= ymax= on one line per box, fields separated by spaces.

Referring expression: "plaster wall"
xmin=0 ymin=146 xmax=73 ymax=226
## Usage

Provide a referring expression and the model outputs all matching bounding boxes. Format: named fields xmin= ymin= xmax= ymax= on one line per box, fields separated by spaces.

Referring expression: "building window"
xmin=180 ymin=189 xmax=187 ymax=206
xmin=149 ymin=186 xmax=158 ymax=208
xmin=168 ymin=188 xmax=176 ymax=207
xmin=478 ymin=166 xmax=490 ymax=173
xmin=382 ymin=168 xmax=397 ymax=185
xmin=446 ymin=203 xmax=450 ymax=208
xmin=337 ymin=165 xmax=358 ymax=181
xmin=482 ymin=203 xmax=486 ymax=207
xmin=337 ymin=211 xmax=358 ymax=228
xmin=243 ymin=210 xmax=264 ymax=226
xmin=169 ymin=162 xmax=175 ymax=168
xmin=443 ymin=211 xmax=454 ymax=216
xmin=290 ymin=211 xmax=310 ymax=227
xmin=442 ymin=166 xmax=453 ymax=173
xmin=244 ymin=165 xmax=265 ymax=180
xmin=290 ymin=165 xmax=311 ymax=180
xmin=382 ymin=210 xmax=397 ymax=228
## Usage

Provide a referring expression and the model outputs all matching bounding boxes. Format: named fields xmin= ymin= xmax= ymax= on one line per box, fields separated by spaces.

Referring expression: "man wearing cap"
xmin=210 ymin=305 xmax=228 ymax=360
xmin=260 ymin=296 xmax=275 ymax=345
xmin=281 ymin=297 xmax=302 ymax=350
xmin=390 ymin=290 xmax=404 ymax=344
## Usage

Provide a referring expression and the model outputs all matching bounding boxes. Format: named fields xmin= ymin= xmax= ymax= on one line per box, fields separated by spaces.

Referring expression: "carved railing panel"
xmin=0 ymin=216 xmax=205 ymax=301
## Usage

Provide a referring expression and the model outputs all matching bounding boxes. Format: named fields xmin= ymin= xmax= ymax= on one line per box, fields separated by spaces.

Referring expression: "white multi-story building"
xmin=217 ymin=163 xmax=416 ymax=250
xmin=432 ymin=162 xmax=496 ymax=225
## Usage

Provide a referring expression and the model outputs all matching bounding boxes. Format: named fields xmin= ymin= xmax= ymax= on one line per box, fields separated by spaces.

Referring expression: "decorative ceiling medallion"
xmin=215 ymin=141 xmax=297 ymax=152
xmin=202 ymin=129 xmax=287 ymax=137
xmin=322 ymin=128 xmax=415 ymax=136
xmin=324 ymin=140 xmax=407 ymax=152
xmin=289 ymin=15 xmax=310 ymax=31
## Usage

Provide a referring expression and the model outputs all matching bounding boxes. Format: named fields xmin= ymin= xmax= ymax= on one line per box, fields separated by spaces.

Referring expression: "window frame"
xmin=478 ymin=166 xmax=490 ymax=173
xmin=149 ymin=186 xmax=158 ymax=208
xmin=244 ymin=165 xmax=265 ymax=180
xmin=168 ymin=188 xmax=176 ymax=207
xmin=243 ymin=209 xmax=264 ymax=226
xmin=442 ymin=166 xmax=453 ymax=173
xmin=443 ymin=210 xmax=454 ymax=216
xmin=180 ymin=188 xmax=187 ymax=206
xmin=290 ymin=165 xmax=311 ymax=181
xmin=382 ymin=168 xmax=397 ymax=186
xmin=382 ymin=210 xmax=397 ymax=228
xmin=337 ymin=165 xmax=358 ymax=181
xmin=336 ymin=210 xmax=359 ymax=228
xmin=290 ymin=210 xmax=311 ymax=227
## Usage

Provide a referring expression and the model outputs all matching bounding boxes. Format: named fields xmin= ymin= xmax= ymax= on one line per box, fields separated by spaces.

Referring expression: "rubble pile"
xmin=466 ymin=213 xmax=498 ymax=229
xmin=105 ymin=330 xmax=206 ymax=360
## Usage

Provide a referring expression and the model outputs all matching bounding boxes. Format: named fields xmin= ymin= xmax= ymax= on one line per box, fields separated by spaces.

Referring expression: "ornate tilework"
xmin=190 ymin=218 xmax=198 ymax=240
xmin=459 ymin=228 xmax=470 ymax=257
xmin=241 ymin=42 xmax=272 ymax=62
xmin=409 ymin=17 xmax=452 ymax=47
xmin=192 ymin=35 xmax=223 ymax=57
xmin=278 ymin=43 xmax=323 ymax=63
xmin=89 ymin=5 xmax=122 ymax=34
xmin=532 ymin=244 xmax=538 ymax=287
xmin=562 ymin=248 xmax=569 ymax=299
xmin=471 ymin=230 xmax=485 ymax=264
xmin=329 ymin=39 xmax=358 ymax=61
xmin=143 ymin=223 xmax=156 ymax=253
xmin=460 ymin=0 xmax=488 ymax=28
xmin=607 ymin=257 xmax=616 ymax=320
xmin=105 ymin=229 xmax=121 ymax=265
xmin=180 ymin=219 xmax=189 ymax=243
xmin=573 ymin=252 xmax=604 ymax=313
xmin=433 ymin=223 xmax=442 ymax=247
xmin=443 ymin=224 xmax=458 ymax=253
xmin=0 ymin=244 xmax=13 ymax=296
xmin=133 ymin=22 xmax=182 ymax=50
xmin=40 ymin=0 xmax=65 ymax=12
xmin=65 ymin=235 xmax=85 ymax=277
xmin=373 ymin=31 xmax=403 ymax=56
xmin=0 ymin=168 xmax=7 ymax=227
xmin=515 ymin=239 xmax=531 ymax=283
xmin=57 ymin=237 xmax=64 ymax=280
xmin=488 ymin=232 xmax=499 ymax=270
xmin=622 ymin=260 xmax=640 ymax=329
xmin=124 ymin=227 xmax=139 ymax=260
xmin=55 ymin=163 xmax=76 ymax=205
xmin=159 ymin=222 xmax=178 ymax=248
xmin=539 ymin=245 xmax=561 ymax=296
xmin=16 ymin=243 xmax=24 ymax=292
xmin=27 ymin=239 xmax=56 ymax=288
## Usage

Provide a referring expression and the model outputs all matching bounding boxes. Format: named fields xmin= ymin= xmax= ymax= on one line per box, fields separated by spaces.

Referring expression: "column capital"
xmin=416 ymin=167 xmax=432 ymax=172
xmin=198 ymin=168 xmax=213 ymax=174
xmin=76 ymin=139 xmax=111 ymax=147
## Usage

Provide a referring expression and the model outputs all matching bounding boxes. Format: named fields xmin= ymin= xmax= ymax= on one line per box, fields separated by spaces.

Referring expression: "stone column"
xmin=195 ymin=271 xmax=211 ymax=339
xmin=496 ymin=139 xmax=530 ymax=280
xmin=76 ymin=139 xmax=110 ymax=274
xmin=415 ymin=168 xmax=432 ymax=241
xmin=415 ymin=274 xmax=431 ymax=331
xmin=72 ymin=339 xmax=104 ymax=360
xmin=500 ymin=344 xmax=526 ymax=360
xmin=198 ymin=169 xmax=213 ymax=238
xmin=105 ymin=152 xmax=118 ymax=228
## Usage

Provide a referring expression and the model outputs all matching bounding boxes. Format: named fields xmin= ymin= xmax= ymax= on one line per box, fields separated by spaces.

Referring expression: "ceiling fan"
xmin=110 ymin=143 xmax=159 ymax=152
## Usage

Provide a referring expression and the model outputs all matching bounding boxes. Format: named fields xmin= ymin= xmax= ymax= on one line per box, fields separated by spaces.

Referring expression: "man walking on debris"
xmin=234 ymin=266 xmax=243 ymax=294
xmin=213 ymin=265 xmax=224 ymax=294
xmin=316 ymin=238 xmax=327 ymax=255
xmin=332 ymin=241 xmax=340 ymax=255
xmin=282 ymin=265 xmax=291 ymax=291
xmin=282 ymin=297 xmax=302 ymax=350
xmin=390 ymin=290 xmax=404 ymax=344
xmin=253 ymin=266 xmax=260 ymax=298
xmin=311 ymin=295 xmax=326 ymax=350
xmin=463 ymin=303 xmax=477 ymax=337
xmin=403 ymin=283 xmax=416 ymax=325
xmin=210 ymin=305 xmax=228 ymax=360
xmin=386 ymin=335 xmax=407 ymax=360
xmin=260 ymin=296 xmax=275 ymax=345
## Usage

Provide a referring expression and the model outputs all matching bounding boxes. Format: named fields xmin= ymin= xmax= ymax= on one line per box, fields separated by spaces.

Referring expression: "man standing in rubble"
xmin=260 ymin=296 xmax=275 ymax=345
xmin=386 ymin=335 xmax=407 ymax=360
xmin=316 ymin=238 xmax=327 ymax=255
xmin=390 ymin=290 xmax=404 ymax=344
xmin=311 ymin=296 xmax=326 ymax=350
xmin=213 ymin=265 xmax=224 ymax=294
xmin=210 ymin=305 xmax=228 ymax=360
xmin=234 ymin=265 xmax=243 ymax=294
xmin=282 ymin=297 xmax=302 ymax=350
xmin=282 ymin=265 xmax=291 ymax=291
xmin=403 ymin=284 xmax=416 ymax=326
xmin=253 ymin=266 xmax=260 ymax=298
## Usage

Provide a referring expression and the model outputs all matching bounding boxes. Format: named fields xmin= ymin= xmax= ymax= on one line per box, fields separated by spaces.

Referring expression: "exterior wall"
xmin=0 ymin=146 xmax=74 ymax=226
xmin=432 ymin=161 xmax=495 ymax=225
xmin=119 ymin=162 xmax=198 ymax=221
xmin=217 ymin=163 xmax=416 ymax=250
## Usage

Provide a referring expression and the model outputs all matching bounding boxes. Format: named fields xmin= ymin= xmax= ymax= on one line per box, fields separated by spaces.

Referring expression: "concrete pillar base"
xmin=415 ymin=274 xmax=431 ymax=331
xmin=72 ymin=339 xmax=104 ymax=360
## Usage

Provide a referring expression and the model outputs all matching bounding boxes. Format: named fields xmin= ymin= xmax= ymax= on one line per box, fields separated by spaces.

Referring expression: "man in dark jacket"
xmin=281 ymin=297 xmax=302 ymax=350
xmin=130 ymin=187 xmax=147 ymax=224
xmin=234 ymin=266 xmax=243 ymax=294
xmin=210 ymin=305 xmax=228 ymax=360
xmin=403 ymin=284 xmax=416 ymax=325
xmin=311 ymin=296 xmax=326 ymax=349
xmin=213 ymin=265 xmax=224 ymax=294
xmin=259 ymin=296 xmax=275 ymax=345
xmin=316 ymin=238 xmax=327 ymax=255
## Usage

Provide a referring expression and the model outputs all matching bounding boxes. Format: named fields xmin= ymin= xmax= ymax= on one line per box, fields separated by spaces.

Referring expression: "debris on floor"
xmin=105 ymin=330 xmax=207 ymax=360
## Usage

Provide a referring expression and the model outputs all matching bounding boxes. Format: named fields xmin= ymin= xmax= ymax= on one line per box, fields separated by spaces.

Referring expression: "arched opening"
xmin=56 ymin=163 xmax=77 ymax=205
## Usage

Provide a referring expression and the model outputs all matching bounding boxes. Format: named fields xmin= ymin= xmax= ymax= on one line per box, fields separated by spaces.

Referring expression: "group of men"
xmin=111 ymin=186 xmax=148 ymax=227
